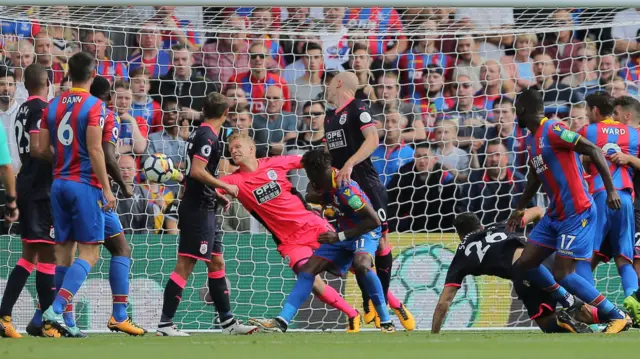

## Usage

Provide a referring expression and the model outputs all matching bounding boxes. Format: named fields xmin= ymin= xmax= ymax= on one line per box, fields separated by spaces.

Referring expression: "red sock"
xmin=317 ymin=284 xmax=358 ymax=318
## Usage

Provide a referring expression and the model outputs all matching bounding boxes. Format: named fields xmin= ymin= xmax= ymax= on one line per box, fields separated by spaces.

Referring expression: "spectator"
xmin=612 ymin=8 xmax=640 ymax=58
xmin=387 ymin=143 xmax=465 ymax=232
xmin=6 ymin=40 xmax=47 ymax=104
xmin=560 ymin=43 xmax=598 ymax=88
xmin=433 ymin=118 xmax=470 ymax=181
xmin=532 ymin=53 xmax=583 ymax=118
xmin=607 ymin=76 xmax=639 ymax=98
xmin=291 ymin=42 xmax=325 ymax=112
xmin=227 ymin=42 xmax=291 ymax=113
xmin=319 ymin=8 xmax=350 ymax=69
xmin=150 ymin=6 xmax=201 ymax=51
xmin=252 ymin=85 xmax=297 ymax=156
xmin=224 ymin=84 xmax=249 ymax=108
xmin=199 ymin=15 xmax=249 ymax=87
xmin=0 ymin=66 xmax=19 ymax=172
xmin=58 ymin=75 xmax=71 ymax=96
xmin=563 ymin=102 xmax=588 ymax=132
xmin=539 ymin=9 xmax=581 ymax=77
xmin=44 ymin=6 xmax=76 ymax=63
xmin=467 ymin=140 xmax=526 ymax=226
xmin=127 ymin=23 xmax=171 ymax=79
xmin=588 ymin=51 xmax=623 ymax=94
xmin=285 ymin=101 xmax=325 ymax=195
xmin=222 ymin=103 xmax=268 ymax=161
xmin=500 ymin=33 xmax=537 ymax=91
xmin=614 ymin=95 xmax=640 ymax=127
xmin=33 ymin=32 xmax=65 ymax=86
xmin=113 ymin=81 xmax=149 ymax=156
xmin=454 ymin=7 xmax=515 ymax=61
xmin=150 ymin=44 xmax=217 ymax=120
xmin=348 ymin=43 xmax=376 ymax=102
xmin=452 ymin=35 xmax=486 ymax=93
xmin=344 ymin=7 xmax=408 ymax=64
xmin=411 ymin=65 xmax=447 ymax=130
xmin=475 ymin=60 xmax=513 ymax=112
xmin=485 ymin=96 xmax=529 ymax=173
xmin=114 ymin=154 xmax=153 ymax=234
xmin=399 ymin=19 xmax=451 ymax=89
xmin=83 ymin=29 xmax=128 ymax=83
xmin=249 ymin=8 xmax=285 ymax=69
xmin=371 ymin=112 xmax=415 ymax=187
xmin=444 ymin=74 xmax=488 ymax=149
xmin=372 ymin=71 xmax=426 ymax=142
xmin=130 ymin=67 xmax=163 ymax=133
xmin=146 ymin=97 xmax=188 ymax=194
xmin=281 ymin=35 xmax=321 ymax=85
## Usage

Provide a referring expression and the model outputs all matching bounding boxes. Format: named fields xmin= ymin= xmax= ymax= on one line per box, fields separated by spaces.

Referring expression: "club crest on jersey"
xmin=538 ymin=137 xmax=545 ymax=149
xmin=200 ymin=241 xmax=208 ymax=255
xmin=267 ymin=169 xmax=277 ymax=180
xmin=339 ymin=113 xmax=347 ymax=125
xmin=49 ymin=226 xmax=55 ymax=239
xmin=552 ymin=124 xmax=562 ymax=132
xmin=582 ymin=219 xmax=588 ymax=228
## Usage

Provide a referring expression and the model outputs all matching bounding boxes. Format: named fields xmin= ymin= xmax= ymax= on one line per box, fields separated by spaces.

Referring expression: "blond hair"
xmin=227 ymin=132 xmax=256 ymax=146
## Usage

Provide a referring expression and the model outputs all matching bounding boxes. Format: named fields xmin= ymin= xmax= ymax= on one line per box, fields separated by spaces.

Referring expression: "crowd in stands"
xmin=1 ymin=6 xmax=640 ymax=235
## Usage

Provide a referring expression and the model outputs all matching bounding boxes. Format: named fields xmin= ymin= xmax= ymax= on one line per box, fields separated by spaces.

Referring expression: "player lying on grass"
xmin=217 ymin=133 xmax=363 ymax=332
xmin=575 ymin=92 xmax=640 ymax=326
xmin=433 ymin=210 xmax=593 ymax=334
xmin=247 ymin=149 xmax=396 ymax=332
xmin=508 ymin=88 xmax=631 ymax=334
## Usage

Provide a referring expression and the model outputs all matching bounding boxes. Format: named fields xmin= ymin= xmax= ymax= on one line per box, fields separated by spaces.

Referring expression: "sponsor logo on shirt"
xmin=253 ymin=181 xmax=282 ymax=204
xmin=531 ymin=154 xmax=548 ymax=174
xmin=326 ymin=129 xmax=347 ymax=150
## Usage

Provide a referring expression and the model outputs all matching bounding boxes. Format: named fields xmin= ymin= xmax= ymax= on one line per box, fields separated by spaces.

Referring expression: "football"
xmin=143 ymin=153 xmax=174 ymax=183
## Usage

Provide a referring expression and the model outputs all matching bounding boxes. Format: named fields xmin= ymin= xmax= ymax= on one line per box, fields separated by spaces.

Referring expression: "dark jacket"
xmin=464 ymin=169 xmax=526 ymax=226
xmin=150 ymin=69 xmax=219 ymax=111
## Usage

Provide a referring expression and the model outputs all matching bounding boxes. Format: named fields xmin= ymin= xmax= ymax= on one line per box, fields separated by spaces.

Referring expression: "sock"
xmin=52 ymin=259 xmax=91 ymax=315
xmin=207 ymin=270 xmax=233 ymax=325
xmin=387 ymin=290 xmax=402 ymax=310
xmin=559 ymin=273 xmax=624 ymax=320
xmin=361 ymin=269 xmax=391 ymax=323
xmin=575 ymin=260 xmax=595 ymax=286
xmin=375 ymin=246 xmax=393 ymax=302
xmin=35 ymin=263 xmax=56 ymax=321
xmin=316 ymin=283 xmax=358 ymax=318
xmin=54 ymin=265 xmax=75 ymax=327
xmin=526 ymin=266 xmax=574 ymax=308
xmin=618 ymin=263 xmax=639 ymax=297
xmin=109 ymin=256 xmax=131 ymax=322
xmin=0 ymin=258 xmax=35 ymax=317
xmin=278 ymin=272 xmax=314 ymax=324
xmin=160 ymin=272 xmax=186 ymax=324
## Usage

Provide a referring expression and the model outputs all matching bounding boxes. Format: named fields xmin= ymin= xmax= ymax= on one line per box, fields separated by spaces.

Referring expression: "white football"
xmin=143 ymin=153 xmax=174 ymax=183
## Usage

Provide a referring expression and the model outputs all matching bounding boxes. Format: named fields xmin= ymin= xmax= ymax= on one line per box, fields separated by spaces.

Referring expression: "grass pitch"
xmin=2 ymin=331 xmax=639 ymax=359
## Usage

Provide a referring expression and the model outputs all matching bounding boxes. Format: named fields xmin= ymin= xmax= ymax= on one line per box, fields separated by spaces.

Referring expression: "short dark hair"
xmin=304 ymin=42 xmax=323 ymax=54
xmin=113 ymin=80 xmax=129 ymax=90
xmin=350 ymin=42 xmax=368 ymax=55
xmin=516 ymin=88 xmax=544 ymax=114
xmin=161 ymin=96 xmax=179 ymax=109
xmin=453 ymin=212 xmax=482 ymax=239
xmin=202 ymin=92 xmax=229 ymax=119
xmin=492 ymin=96 xmax=514 ymax=110
xmin=585 ymin=91 xmax=615 ymax=116
xmin=414 ymin=141 xmax=433 ymax=151
xmin=302 ymin=100 xmax=325 ymax=112
xmin=615 ymin=95 xmax=640 ymax=114
xmin=129 ymin=66 xmax=151 ymax=79
xmin=23 ymin=63 xmax=47 ymax=93
xmin=301 ymin=149 xmax=332 ymax=180
xmin=0 ymin=65 xmax=15 ymax=81
xmin=67 ymin=51 xmax=96 ymax=83
xmin=89 ymin=75 xmax=111 ymax=102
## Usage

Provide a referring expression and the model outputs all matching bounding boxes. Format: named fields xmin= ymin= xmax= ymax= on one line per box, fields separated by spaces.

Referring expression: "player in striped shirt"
xmin=576 ymin=92 xmax=640 ymax=326
xmin=39 ymin=52 xmax=115 ymax=337
xmin=508 ymin=88 xmax=631 ymax=334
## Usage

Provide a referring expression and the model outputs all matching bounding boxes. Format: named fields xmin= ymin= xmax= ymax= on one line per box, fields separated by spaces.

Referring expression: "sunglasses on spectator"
xmin=304 ymin=112 xmax=324 ymax=117
xmin=250 ymin=53 xmax=266 ymax=60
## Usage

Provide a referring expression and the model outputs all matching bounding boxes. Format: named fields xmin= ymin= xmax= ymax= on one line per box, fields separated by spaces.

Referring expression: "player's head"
xmin=614 ymin=95 xmax=640 ymax=128
xmin=89 ymin=75 xmax=111 ymax=103
xmin=301 ymin=149 xmax=333 ymax=191
xmin=228 ymin=132 xmax=256 ymax=166
xmin=23 ymin=63 xmax=48 ymax=96
xmin=67 ymin=51 xmax=96 ymax=85
xmin=515 ymin=88 xmax=544 ymax=129
xmin=585 ymin=91 xmax=615 ymax=123
xmin=203 ymin=92 xmax=229 ymax=120
xmin=453 ymin=212 xmax=483 ymax=241
xmin=326 ymin=71 xmax=358 ymax=105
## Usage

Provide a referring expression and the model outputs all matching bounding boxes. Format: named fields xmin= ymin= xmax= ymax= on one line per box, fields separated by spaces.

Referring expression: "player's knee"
xmin=207 ymin=255 xmax=225 ymax=272
xmin=21 ymin=243 xmax=39 ymax=264
xmin=175 ymin=256 xmax=197 ymax=278
xmin=352 ymin=255 xmax=373 ymax=276
xmin=37 ymin=244 xmax=56 ymax=264
xmin=77 ymin=244 xmax=100 ymax=267
xmin=104 ymin=234 xmax=131 ymax=257
xmin=55 ymin=242 xmax=76 ymax=267
xmin=311 ymin=275 xmax=326 ymax=296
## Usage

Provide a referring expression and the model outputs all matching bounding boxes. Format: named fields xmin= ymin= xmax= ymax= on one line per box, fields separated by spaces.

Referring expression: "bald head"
xmin=327 ymin=71 xmax=359 ymax=106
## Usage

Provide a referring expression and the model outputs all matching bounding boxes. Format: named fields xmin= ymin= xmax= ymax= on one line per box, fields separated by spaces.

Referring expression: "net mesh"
xmin=0 ymin=5 xmax=637 ymax=332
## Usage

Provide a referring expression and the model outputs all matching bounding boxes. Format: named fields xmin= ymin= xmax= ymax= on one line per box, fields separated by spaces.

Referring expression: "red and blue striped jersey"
xmin=0 ymin=18 xmax=40 ymax=48
xmin=161 ymin=17 xmax=200 ymax=49
xmin=96 ymin=57 xmax=129 ymax=83
xmin=127 ymin=51 xmax=171 ymax=79
xmin=398 ymin=49 xmax=451 ymax=85
xmin=227 ymin=71 xmax=291 ymax=113
xmin=344 ymin=8 xmax=406 ymax=57
xmin=526 ymin=118 xmax=591 ymax=220
xmin=324 ymin=170 xmax=381 ymax=234
xmin=131 ymin=97 xmax=162 ymax=132
xmin=41 ymin=88 xmax=106 ymax=189
xmin=578 ymin=119 xmax=639 ymax=195
xmin=102 ymin=109 xmax=121 ymax=146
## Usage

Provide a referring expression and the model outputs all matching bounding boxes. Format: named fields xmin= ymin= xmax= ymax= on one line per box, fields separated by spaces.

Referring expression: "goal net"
xmin=0 ymin=5 xmax=636 ymax=332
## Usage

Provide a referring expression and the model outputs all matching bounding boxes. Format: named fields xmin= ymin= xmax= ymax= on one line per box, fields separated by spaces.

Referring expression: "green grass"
xmin=3 ymin=331 xmax=640 ymax=359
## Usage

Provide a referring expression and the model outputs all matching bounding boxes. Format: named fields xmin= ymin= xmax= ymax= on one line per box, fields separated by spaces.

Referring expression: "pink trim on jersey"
xmin=36 ymin=262 xmax=56 ymax=275
xmin=21 ymin=238 xmax=55 ymax=245
xmin=530 ymin=303 xmax=554 ymax=320
xmin=199 ymin=122 xmax=219 ymax=137
xmin=26 ymin=95 xmax=46 ymax=102
xmin=178 ymin=252 xmax=211 ymax=263
xmin=17 ymin=258 xmax=36 ymax=273
xmin=207 ymin=270 xmax=225 ymax=279
xmin=594 ymin=250 xmax=610 ymax=263
xmin=212 ymin=251 xmax=222 ymax=256
xmin=360 ymin=123 xmax=377 ymax=131
xmin=169 ymin=271 xmax=187 ymax=288
xmin=194 ymin=154 xmax=208 ymax=163
xmin=444 ymin=283 xmax=461 ymax=288
xmin=335 ymin=97 xmax=354 ymax=114
xmin=28 ymin=130 xmax=40 ymax=134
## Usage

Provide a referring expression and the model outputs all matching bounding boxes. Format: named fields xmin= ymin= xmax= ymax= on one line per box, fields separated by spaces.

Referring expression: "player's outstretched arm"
xmin=191 ymin=158 xmax=238 ymax=196
xmin=87 ymin=125 xmax=116 ymax=210
xmin=431 ymin=286 xmax=458 ymax=334
xmin=574 ymin=137 xmax=621 ymax=209
xmin=507 ymin=165 xmax=541 ymax=231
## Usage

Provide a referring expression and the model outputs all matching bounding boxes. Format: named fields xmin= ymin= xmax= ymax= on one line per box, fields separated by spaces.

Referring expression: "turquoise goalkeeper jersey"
xmin=0 ymin=124 xmax=11 ymax=166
